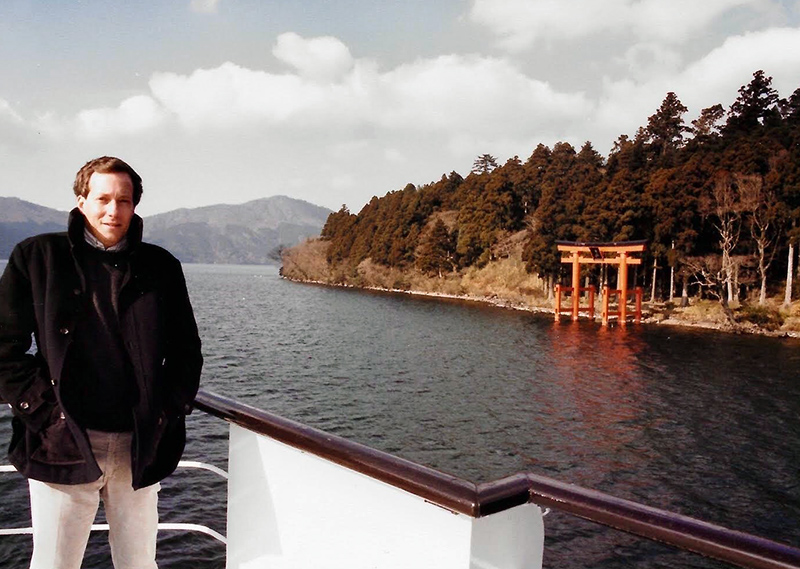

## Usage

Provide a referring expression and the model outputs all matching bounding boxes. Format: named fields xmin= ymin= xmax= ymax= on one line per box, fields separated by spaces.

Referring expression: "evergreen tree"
xmin=691 ymin=104 xmax=726 ymax=139
xmin=573 ymin=142 xmax=607 ymax=242
xmin=521 ymin=144 xmax=552 ymax=216
xmin=480 ymin=156 xmax=527 ymax=232
xmin=596 ymin=132 xmax=650 ymax=242
xmin=321 ymin=205 xmax=357 ymax=264
xmin=523 ymin=142 xmax=579 ymax=280
xmin=417 ymin=218 xmax=456 ymax=277
xmin=472 ymin=154 xmax=499 ymax=175
xmin=314 ymin=69 xmax=800 ymax=307
xmin=725 ymin=70 xmax=781 ymax=135
xmin=645 ymin=92 xmax=689 ymax=163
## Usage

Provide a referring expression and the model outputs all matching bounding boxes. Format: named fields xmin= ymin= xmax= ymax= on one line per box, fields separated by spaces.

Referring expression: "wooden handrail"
xmin=194 ymin=390 xmax=800 ymax=569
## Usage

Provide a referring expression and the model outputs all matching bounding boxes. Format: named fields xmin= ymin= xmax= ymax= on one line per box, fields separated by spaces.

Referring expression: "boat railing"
xmin=3 ymin=390 xmax=800 ymax=568
xmin=0 ymin=461 xmax=228 ymax=545
xmin=194 ymin=389 xmax=800 ymax=569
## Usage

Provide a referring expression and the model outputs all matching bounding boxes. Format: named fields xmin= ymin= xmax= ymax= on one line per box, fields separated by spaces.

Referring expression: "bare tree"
xmin=669 ymin=241 xmax=676 ymax=303
xmin=738 ymin=174 xmax=780 ymax=305
xmin=683 ymin=255 xmax=737 ymax=326
xmin=650 ymin=259 xmax=658 ymax=303
xmin=786 ymin=243 xmax=795 ymax=307
xmin=701 ymin=172 xmax=746 ymax=304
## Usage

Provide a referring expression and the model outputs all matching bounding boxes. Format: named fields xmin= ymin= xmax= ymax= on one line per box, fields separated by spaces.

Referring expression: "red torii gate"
xmin=554 ymin=240 xmax=647 ymax=326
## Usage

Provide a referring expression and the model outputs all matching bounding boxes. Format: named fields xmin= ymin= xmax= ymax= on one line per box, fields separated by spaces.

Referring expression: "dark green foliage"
xmin=523 ymin=142 xmax=580 ymax=275
xmin=417 ymin=218 xmax=456 ymax=276
xmin=318 ymin=70 xmax=800 ymax=301
xmin=472 ymin=154 xmax=499 ymax=175
xmin=455 ymin=156 xmax=534 ymax=266
xmin=725 ymin=70 xmax=781 ymax=135
xmin=692 ymin=104 xmax=726 ymax=139
xmin=736 ymin=304 xmax=783 ymax=330
xmin=590 ymin=134 xmax=650 ymax=243
xmin=645 ymin=92 xmax=689 ymax=164
xmin=321 ymin=205 xmax=357 ymax=264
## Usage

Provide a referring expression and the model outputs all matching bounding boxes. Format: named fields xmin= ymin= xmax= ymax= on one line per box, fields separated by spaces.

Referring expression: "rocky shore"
xmin=282 ymin=274 xmax=800 ymax=340
xmin=280 ymin=239 xmax=800 ymax=340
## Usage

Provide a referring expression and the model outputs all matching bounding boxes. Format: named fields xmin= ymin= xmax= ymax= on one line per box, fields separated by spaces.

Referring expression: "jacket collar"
xmin=67 ymin=207 xmax=144 ymax=252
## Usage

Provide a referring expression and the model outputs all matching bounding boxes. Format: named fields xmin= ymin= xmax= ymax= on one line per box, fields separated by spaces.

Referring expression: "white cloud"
xmin=376 ymin=54 xmax=592 ymax=136
xmin=18 ymin=27 xmax=800 ymax=159
xmin=593 ymin=26 xmax=800 ymax=148
xmin=272 ymin=32 xmax=355 ymax=81
xmin=190 ymin=0 xmax=220 ymax=14
xmin=331 ymin=174 xmax=356 ymax=190
xmin=328 ymin=139 xmax=372 ymax=159
xmin=11 ymin=32 xmax=593 ymax=151
xmin=469 ymin=0 xmax=770 ymax=51
xmin=615 ymin=43 xmax=683 ymax=81
xmin=10 ymin=26 xmax=800 ymax=214
xmin=74 ymin=95 xmax=167 ymax=139
xmin=384 ymin=148 xmax=406 ymax=163
xmin=31 ymin=95 xmax=167 ymax=140
xmin=0 ymin=98 xmax=23 ymax=124
xmin=149 ymin=61 xmax=354 ymax=129
xmin=629 ymin=0 xmax=766 ymax=42
xmin=0 ymin=99 xmax=37 ymax=155
xmin=145 ymin=39 xmax=592 ymax=144
xmin=680 ymin=27 xmax=800 ymax=105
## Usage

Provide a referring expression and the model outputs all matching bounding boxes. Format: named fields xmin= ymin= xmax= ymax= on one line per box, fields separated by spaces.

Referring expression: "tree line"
xmin=320 ymin=70 xmax=800 ymax=307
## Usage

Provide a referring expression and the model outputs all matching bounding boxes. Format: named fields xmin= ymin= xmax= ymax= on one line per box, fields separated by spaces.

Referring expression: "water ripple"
xmin=1 ymin=264 xmax=798 ymax=568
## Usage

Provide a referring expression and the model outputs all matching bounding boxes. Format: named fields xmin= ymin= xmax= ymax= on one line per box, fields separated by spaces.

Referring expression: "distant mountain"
xmin=0 ymin=197 xmax=67 ymax=258
xmin=0 ymin=195 xmax=332 ymax=264
xmin=143 ymin=196 xmax=331 ymax=265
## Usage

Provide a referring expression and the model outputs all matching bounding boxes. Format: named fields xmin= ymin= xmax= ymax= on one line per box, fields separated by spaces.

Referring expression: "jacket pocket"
xmin=29 ymin=406 xmax=86 ymax=466
xmin=139 ymin=411 xmax=186 ymax=486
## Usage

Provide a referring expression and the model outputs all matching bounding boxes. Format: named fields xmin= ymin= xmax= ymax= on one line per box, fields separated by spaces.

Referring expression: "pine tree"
xmin=691 ymin=104 xmax=725 ymax=139
xmin=471 ymin=154 xmax=499 ymax=175
xmin=523 ymin=142 xmax=578 ymax=281
xmin=645 ymin=92 xmax=689 ymax=162
xmin=417 ymin=218 xmax=456 ymax=277
xmin=725 ymin=70 xmax=780 ymax=135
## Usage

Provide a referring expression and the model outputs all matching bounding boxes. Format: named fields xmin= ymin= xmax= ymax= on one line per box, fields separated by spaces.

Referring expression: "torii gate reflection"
xmin=554 ymin=240 xmax=647 ymax=326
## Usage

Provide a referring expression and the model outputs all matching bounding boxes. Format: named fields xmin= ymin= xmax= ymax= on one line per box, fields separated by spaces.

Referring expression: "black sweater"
xmin=60 ymin=245 xmax=137 ymax=431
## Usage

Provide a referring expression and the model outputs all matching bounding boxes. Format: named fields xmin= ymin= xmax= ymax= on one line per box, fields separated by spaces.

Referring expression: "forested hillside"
xmin=284 ymin=71 xmax=800 ymax=318
xmin=144 ymin=196 xmax=330 ymax=265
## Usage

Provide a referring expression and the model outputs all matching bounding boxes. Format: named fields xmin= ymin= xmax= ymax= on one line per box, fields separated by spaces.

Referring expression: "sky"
xmin=1 ymin=0 xmax=799 ymax=217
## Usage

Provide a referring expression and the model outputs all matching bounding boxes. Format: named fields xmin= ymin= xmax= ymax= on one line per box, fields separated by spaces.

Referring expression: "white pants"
xmin=28 ymin=430 xmax=160 ymax=569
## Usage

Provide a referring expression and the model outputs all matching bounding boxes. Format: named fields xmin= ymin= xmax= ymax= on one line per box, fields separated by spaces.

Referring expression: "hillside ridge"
xmin=0 ymin=195 xmax=330 ymax=264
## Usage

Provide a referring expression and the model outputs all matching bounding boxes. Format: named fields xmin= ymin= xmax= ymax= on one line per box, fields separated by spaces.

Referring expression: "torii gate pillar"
xmin=571 ymin=251 xmax=581 ymax=321
xmin=618 ymin=252 xmax=628 ymax=324
xmin=555 ymin=241 xmax=646 ymax=325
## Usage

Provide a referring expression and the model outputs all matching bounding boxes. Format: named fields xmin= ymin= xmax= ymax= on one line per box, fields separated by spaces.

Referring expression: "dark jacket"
xmin=0 ymin=209 xmax=202 ymax=489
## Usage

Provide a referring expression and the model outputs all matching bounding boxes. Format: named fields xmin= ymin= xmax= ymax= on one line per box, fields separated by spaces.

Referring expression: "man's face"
xmin=77 ymin=171 xmax=136 ymax=248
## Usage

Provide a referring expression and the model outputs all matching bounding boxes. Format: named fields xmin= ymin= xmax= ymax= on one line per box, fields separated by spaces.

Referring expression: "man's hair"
xmin=73 ymin=156 xmax=143 ymax=206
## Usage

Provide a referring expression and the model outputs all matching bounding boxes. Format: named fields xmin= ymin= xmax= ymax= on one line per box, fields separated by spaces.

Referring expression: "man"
xmin=0 ymin=156 xmax=203 ymax=569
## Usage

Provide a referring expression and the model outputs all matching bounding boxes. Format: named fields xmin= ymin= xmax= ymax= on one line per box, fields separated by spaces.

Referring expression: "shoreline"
xmin=282 ymin=275 xmax=800 ymax=340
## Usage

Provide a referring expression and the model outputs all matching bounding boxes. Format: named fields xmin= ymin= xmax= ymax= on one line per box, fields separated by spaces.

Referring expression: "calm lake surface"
xmin=1 ymin=262 xmax=799 ymax=568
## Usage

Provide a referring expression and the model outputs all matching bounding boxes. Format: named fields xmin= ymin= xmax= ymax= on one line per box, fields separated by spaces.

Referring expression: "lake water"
xmin=1 ymin=262 xmax=799 ymax=568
